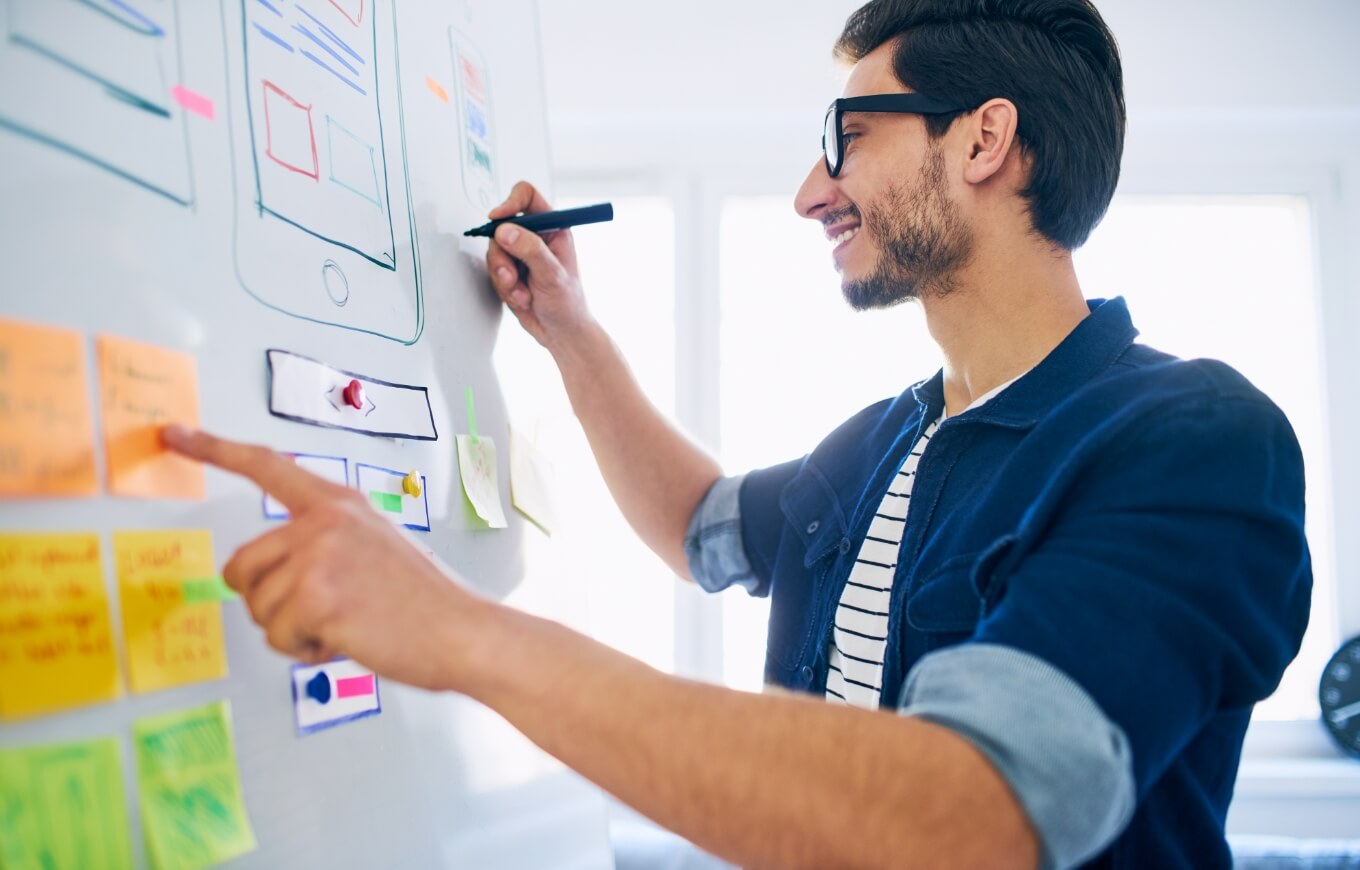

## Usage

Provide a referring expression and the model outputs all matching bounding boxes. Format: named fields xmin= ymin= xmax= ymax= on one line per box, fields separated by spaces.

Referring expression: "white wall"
xmin=535 ymin=0 xmax=1360 ymax=841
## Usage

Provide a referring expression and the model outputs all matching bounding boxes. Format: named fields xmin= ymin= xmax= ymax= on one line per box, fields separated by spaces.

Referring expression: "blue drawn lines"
xmin=73 ymin=0 xmax=166 ymax=38
xmin=296 ymin=6 xmax=364 ymax=65
xmin=325 ymin=115 xmax=380 ymax=207
xmin=252 ymin=22 xmax=294 ymax=53
xmin=300 ymin=48 xmax=365 ymax=95
xmin=255 ymin=0 xmax=284 ymax=16
xmin=293 ymin=23 xmax=358 ymax=76
xmin=106 ymin=0 xmax=164 ymax=35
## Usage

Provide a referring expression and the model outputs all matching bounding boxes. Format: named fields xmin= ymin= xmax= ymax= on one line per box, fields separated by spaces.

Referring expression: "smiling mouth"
xmin=832 ymin=225 xmax=861 ymax=251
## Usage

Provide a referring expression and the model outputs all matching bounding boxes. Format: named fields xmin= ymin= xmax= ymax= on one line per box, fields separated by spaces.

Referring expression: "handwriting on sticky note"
xmin=0 ymin=736 xmax=135 ymax=870
xmin=115 ymin=530 xmax=227 ymax=694
xmin=134 ymin=701 xmax=257 ymax=870
xmin=96 ymin=335 xmax=204 ymax=499
xmin=0 ymin=533 xmax=121 ymax=720
xmin=0 ymin=318 xmax=99 ymax=497
xmin=456 ymin=434 xmax=507 ymax=528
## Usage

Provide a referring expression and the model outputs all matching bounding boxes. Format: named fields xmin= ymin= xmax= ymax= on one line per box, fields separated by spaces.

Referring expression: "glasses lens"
xmin=823 ymin=106 xmax=839 ymax=175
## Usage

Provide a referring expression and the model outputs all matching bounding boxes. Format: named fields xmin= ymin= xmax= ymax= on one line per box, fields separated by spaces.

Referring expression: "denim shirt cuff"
xmin=898 ymin=643 xmax=1136 ymax=870
xmin=683 ymin=474 xmax=761 ymax=595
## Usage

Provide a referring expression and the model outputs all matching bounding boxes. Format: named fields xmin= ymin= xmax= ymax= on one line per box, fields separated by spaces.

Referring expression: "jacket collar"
xmin=910 ymin=297 xmax=1140 ymax=429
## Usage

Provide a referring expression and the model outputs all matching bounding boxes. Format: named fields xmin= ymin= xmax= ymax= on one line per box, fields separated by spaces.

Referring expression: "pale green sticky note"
xmin=0 ymin=736 xmax=134 ymax=870
xmin=181 ymin=575 xmax=238 ymax=603
xmin=133 ymin=701 xmax=256 ymax=870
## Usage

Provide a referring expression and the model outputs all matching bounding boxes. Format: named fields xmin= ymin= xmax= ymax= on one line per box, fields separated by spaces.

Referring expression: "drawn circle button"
xmin=322 ymin=260 xmax=350 ymax=307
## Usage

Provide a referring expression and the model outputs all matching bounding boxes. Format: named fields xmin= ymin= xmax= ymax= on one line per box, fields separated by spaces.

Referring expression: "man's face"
xmin=794 ymin=43 xmax=973 ymax=309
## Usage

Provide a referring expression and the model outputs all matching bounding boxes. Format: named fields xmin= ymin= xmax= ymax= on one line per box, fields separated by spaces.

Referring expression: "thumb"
xmin=493 ymin=223 xmax=567 ymax=285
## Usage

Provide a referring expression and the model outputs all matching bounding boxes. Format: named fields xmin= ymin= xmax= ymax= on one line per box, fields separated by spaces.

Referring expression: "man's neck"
xmin=921 ymin=239 xmax=1090 ymax=416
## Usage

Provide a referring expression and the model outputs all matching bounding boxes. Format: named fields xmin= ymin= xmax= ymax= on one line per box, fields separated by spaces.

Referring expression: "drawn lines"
xmin=262 ymin=80 xmax=318 ymax=179
xmin=325 ymin=115 xmax=379 ymax=206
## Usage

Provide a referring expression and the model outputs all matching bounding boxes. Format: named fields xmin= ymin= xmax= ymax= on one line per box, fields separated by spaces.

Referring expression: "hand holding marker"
xmin=464 ymin=202 xmax=613 ymax=238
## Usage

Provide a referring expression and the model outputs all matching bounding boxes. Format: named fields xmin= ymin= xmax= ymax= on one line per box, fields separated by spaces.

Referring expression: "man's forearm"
xmin=550 ymin=320 xmax=722 ymax=579
xmin=458 ymin=601 xmax=1039 ymax=870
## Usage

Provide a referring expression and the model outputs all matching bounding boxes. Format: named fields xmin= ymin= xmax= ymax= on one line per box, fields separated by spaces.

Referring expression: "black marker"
xmin=464 ymin=202 xmax=614 ymax=238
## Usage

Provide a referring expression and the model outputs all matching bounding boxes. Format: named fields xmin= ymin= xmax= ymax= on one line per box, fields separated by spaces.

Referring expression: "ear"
xmin=961 ymin=98 xmax=1020 ymax=186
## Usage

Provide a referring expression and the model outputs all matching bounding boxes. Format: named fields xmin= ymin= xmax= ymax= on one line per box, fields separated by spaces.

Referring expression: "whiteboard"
xmin=0 ymin=0 xmax=615 ymax=867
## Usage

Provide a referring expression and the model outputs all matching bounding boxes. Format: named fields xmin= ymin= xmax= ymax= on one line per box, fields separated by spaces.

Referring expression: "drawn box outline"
xmin=449 ymin=27 xmax=498 ymax=211
xmin=354 ymin=461 xmax=430 ymax=532
xmin=262 ymin=79 xmax=319 ymax=180
xmin=327 ymin=0 xmax=364 ymax=28
xmin=227 ymin=0 xmax=423 ymax=346
xmin=0 ymin=0 xmax=196 ymax=206
xmin=325 ymin=113 xmax=380 ymax=207
xmin=241 ymin=0 xmax=399 ymax=270
xmin=261 ymin=451 xmax=349 ymax=519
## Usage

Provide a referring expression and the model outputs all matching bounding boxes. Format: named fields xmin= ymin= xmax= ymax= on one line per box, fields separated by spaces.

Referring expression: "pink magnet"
xmin=336 ymin=674 xmax=375 ymax=698
xmin=342 ymin=379 xmax=365 ymax=410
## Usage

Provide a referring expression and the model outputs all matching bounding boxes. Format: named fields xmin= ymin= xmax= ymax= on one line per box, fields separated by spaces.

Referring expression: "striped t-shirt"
xmin=826 ymin=376 xmax=1023 ymax=708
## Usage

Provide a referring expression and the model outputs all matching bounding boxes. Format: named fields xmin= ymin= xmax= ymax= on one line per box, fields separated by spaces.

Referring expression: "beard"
xmin=838 ymin=144 xmax=973 ymax=310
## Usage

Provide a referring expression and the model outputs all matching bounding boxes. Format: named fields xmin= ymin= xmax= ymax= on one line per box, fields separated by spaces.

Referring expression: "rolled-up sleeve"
xmin=899 ymin=643 xmax=1136 ymax=869
xmin=683 ymin=474 xmax=762 ymax=594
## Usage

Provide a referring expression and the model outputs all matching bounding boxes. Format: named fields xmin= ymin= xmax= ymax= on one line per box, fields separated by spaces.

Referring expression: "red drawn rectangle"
xmin=262 ymin=80 xmax=318 ymax=180
xmin=328 ymin=0 xmax=364 ymax=26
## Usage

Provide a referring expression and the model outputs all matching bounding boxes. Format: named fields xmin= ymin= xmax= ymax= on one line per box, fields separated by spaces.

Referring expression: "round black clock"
xmin=1320 ymin=635 xmax=1360 ymax=760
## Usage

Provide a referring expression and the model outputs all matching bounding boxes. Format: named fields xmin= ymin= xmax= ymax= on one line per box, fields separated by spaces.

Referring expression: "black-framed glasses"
xmin=822 ymin=93 xmax=968 ymax=177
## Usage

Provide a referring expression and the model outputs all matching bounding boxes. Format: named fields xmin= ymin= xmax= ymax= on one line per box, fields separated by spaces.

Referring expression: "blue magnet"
xmin=306 ymin=671 xmax=332 ymax=704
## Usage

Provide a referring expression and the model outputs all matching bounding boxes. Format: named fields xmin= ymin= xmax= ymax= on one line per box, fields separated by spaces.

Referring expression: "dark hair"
xmin=835 ymin=0 xmax=1125 ymax=250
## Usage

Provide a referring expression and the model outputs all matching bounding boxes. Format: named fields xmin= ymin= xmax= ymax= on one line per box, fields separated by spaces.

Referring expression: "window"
xmin=495 ymin=196 xmax=678 ymax=673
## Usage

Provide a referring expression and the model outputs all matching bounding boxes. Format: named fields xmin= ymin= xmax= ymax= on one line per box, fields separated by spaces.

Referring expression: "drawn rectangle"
xmin=263 ymin=452 xmax=348 ymax=518
xmin=355 ymin=462 xmax=430 ymax=531
xmin=263 ymin=80 xmax=318 ymax=178
xmin=266 ymin=348 xmax=437 ymax=440
xmin=0 ymin=0 xmax=194 ymax=205
xmin=325 ymin=114 xmax=379 ymax=204
xmin=291 ymin=657 xmax=381 ymax=735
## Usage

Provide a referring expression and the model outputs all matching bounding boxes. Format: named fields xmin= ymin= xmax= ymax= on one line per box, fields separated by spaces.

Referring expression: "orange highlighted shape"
xmin=0 ymin=533 xmax=121 ymax=720
xmin=0 ymin=318 xmax=98 ymax=497
xmin=96 ymin=334 xmax=205 ymax=500
xmin=426 ymin=75 xmax=450 ymax=104
xmin=115 ymin=529 xmax=226 ymax=694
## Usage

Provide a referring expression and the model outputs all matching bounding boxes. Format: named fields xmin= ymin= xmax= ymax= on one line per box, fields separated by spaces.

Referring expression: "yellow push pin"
xmin=402 ymin=470 xmax=422 ymax=498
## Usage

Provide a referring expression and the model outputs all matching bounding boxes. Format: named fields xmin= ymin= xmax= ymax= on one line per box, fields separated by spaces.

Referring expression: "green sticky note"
xmin=181 ymin=576 xmax=238 ymax=603
xmin=133 ymin=701 xmax=256 ymax=870
xmin=0 ymin=736 xmax=134 ymax=870
xmin=368 ymin=491 xmax=403 ymax=513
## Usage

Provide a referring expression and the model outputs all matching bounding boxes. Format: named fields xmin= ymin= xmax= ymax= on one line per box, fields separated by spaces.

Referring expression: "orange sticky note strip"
xmin=0 ymin=533 xmax=121 ymax=720
xmin=426 ymin=74 xmax=450 ymax=103
xmin=0 ymin=319 xmax=98 ymax=497
xmin=96 ymin=335 xmax=204 ymax=499
xmin=115 ymin=529 xmax=227 ymax=694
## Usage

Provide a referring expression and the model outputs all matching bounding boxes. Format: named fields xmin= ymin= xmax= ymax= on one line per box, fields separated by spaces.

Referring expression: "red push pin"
xmin=342 ymin=379 xmax=365 ymax=410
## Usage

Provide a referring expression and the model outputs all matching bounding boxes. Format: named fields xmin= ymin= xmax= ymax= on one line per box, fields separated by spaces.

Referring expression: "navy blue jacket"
xmin=736 ymin=298 xmax=1312 ymax=868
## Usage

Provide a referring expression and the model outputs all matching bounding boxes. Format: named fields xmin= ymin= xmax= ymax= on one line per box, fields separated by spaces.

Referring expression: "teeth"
xmin=832 ymin=226 xmax=860 ymax=245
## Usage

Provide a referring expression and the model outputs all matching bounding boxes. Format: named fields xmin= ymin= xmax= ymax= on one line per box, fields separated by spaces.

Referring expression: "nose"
xmin=794 ymin=157 xmax=837 ymax=222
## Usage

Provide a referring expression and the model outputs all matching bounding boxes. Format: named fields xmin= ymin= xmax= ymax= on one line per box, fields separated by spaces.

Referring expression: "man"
xmin=165 ymin=0 xmax=1312 ymax=866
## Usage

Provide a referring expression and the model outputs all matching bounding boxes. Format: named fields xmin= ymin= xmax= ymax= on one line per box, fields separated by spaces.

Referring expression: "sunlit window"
xmin=495 ymin=196 xmax=678 ymax=673
xmin=716 ymin=194 xmax=1334 ymax=721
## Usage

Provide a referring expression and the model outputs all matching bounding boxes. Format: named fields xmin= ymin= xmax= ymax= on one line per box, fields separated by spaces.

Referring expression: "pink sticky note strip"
xmin=171 ymin=85 xmax=215 ymax=120
xmin=336 ymin=674 xmax=375 ymax=698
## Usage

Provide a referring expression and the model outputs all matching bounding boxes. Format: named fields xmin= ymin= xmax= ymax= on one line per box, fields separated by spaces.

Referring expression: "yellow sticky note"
xmin=456 ymin=434 xmax=508 ymax=528
xmin=0 ymin=533 xmax=121 ymax=720
xmin=0 ymin=736 xmax=135 ymax=870
xmin=0 ymin=318 xmax=99 ymax=497
xmin=96 ymin=334 xmax=204 ymax=500
xmin=133 ymin=701 xmax=257 ymax=870
xmin=114 ymin=530 xmax=226 ymax=694
xmin=509 ymin=426 xmax=556 ymax=536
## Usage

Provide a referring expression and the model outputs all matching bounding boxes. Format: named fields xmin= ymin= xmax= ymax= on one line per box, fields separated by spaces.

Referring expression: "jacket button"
xmin=838 ymin=537 xmax=852 ymax=554
xmin=801 ymin=665 xmax=814 ymax=682
xmin=805 ymin=520 xmax=819 ymax=534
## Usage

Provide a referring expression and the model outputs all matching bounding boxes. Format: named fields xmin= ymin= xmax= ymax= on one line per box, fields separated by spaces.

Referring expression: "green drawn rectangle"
xmin=369 ymin=491 xmax=403 ymax=513
xmin=0 ymin=736 xmax=134 ymax=870
xmin=133 ymin=700 xmax=256 ymax=870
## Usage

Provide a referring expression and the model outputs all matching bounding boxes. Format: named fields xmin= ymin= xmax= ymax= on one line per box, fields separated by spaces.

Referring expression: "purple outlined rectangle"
xmin=354 ymin=462 xmax=430 ymax=532
xmin=290 ymin=656 xmax=381 ymax=736
xmin=263 ymin=452 xmax=349 ymax=518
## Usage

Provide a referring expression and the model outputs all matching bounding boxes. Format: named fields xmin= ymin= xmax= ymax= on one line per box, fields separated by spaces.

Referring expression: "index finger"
xmin=161 ymin=425 xmax=339 ymax=512
xmin=488 ymin=180 xmax=553 ymax=220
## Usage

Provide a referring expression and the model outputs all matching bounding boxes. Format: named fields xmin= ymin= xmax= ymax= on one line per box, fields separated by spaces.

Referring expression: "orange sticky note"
xmin=115 ymin=529 xmax=226 ymax=694
xmin=0 ymin=319 xmax=98 ymax=497
xmin=96 ymin=335 xmax=204 ymax=499
xmin=0 ymin=533 xmax=121 ymax=720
